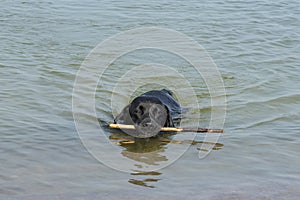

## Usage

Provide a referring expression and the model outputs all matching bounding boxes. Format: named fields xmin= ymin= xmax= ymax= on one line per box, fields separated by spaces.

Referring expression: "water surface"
xmin=1 ymin=0 xmax=299 ymax=199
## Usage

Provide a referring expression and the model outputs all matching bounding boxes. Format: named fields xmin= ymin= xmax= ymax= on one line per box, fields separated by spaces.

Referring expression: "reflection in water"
xmin=108 ymin=129 xmax=224 ymax=188
xmin=109 ymin=131 xmax=171 ymax=165
xmin=129 ymin=171 xmax=162 ymax=188
xmin=128 ymin=178 xmax=160 ymax=188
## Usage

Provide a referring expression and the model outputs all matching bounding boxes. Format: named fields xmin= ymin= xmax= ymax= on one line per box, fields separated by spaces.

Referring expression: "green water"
xmin=1 ymin=0 xmax=299 ymax=199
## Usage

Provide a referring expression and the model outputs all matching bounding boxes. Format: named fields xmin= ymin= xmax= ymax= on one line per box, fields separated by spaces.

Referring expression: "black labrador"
xmin=114 ymin=89 xmax=181 ymax=138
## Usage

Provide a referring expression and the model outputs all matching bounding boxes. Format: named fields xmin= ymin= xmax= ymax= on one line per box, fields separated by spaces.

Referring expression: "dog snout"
xmin=139 ymin=117 xmax=152 ymax=127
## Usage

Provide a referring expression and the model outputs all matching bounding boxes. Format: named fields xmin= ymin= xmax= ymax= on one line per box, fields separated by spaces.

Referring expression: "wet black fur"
xmin=114 ymin=89 xmax=181 ymax=128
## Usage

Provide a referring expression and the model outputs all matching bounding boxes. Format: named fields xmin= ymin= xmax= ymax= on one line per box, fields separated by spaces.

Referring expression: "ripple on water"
xmin=1 ymin=0 xmax=300 ymax=197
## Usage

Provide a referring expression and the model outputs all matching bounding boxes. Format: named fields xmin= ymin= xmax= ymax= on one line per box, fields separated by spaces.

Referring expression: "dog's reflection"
xmin=109 ymin=130 xmax=224 ymax=157
xmin=108 ymin=129 xmax=224 ymax=188
xmin=109 ymin=130 xmax=172 ymax=165
xmin=129 ymin=171 xmax=162 ymax=188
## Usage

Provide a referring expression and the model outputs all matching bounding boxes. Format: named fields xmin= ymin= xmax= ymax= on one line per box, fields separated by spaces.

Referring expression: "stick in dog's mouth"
xmin=109 ymin=124 xmax=224 ymax=134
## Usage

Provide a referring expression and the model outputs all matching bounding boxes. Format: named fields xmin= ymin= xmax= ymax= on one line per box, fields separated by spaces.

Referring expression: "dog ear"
xmin=164 ymin=105 xmax=174 ymax=127
xmin=114 ymin=104 xmax=133 ymax=124
xmin=161 ymin=89 xmax=173 ymax=96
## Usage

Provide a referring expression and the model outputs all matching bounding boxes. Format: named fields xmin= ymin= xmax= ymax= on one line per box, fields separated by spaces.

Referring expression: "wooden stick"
xmin=109 ymin=124 xmax=224 ymax=133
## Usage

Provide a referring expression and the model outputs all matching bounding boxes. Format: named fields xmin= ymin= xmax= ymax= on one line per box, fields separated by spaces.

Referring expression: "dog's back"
xmin=139 ymin=89 xmax=181 ymax=125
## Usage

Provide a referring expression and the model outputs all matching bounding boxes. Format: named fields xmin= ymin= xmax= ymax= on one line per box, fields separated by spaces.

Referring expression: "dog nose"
xmin=140 ymin=118 xmax=151 ymax=127
xmin=142 ymin=122 xmax=152 ymax=127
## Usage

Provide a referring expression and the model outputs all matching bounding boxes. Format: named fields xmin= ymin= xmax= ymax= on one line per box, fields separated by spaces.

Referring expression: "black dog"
xmin=114 ymin=89 xmax=181 ymax=138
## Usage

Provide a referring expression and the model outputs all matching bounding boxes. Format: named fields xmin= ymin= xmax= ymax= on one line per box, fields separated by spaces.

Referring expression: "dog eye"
xmin=134 ymin=105 xmax=144 ymax=114
xmin=139 ymin=105 xmax=144 ymax=111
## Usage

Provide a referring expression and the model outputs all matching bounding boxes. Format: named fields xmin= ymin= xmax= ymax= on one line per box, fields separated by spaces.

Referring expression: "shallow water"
xmin=1 ymin=0 xmax=300 ymax=199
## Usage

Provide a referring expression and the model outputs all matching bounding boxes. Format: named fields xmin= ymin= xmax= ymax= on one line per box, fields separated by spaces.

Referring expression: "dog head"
xmin=127 ymin=96 xmax=170 ymax=138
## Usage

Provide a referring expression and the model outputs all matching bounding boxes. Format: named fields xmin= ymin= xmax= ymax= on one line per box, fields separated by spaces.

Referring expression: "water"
xmin=1 ymin=0 xmax=300 ymax=199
